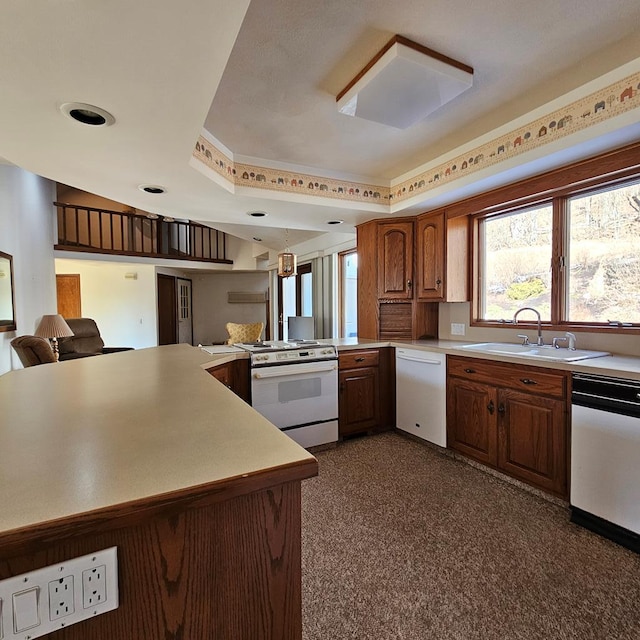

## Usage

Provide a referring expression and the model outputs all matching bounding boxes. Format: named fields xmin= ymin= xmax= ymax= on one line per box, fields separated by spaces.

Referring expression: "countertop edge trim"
xmin=0 ymin=457 xmax=318 ymax=558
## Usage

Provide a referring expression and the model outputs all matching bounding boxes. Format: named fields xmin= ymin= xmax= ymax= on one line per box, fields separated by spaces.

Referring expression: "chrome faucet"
xmin=513 ymin=307 xmax=544 ymax=346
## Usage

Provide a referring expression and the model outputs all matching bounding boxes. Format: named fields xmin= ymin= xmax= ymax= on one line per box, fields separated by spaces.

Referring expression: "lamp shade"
xmin=35 ymin=314 xmax=74 ymax=339
xmin=277 ymin=252 xmax=297 ymax=278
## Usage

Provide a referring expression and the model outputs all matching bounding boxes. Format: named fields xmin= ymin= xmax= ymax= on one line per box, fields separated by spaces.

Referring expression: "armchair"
xmin=58 ymin=318 xmax=134 ymax=361
xmin=11 ymin=335 xmax=57 ymax=367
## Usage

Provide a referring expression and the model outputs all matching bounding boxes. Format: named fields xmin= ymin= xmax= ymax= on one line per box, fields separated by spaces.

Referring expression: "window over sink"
xmin=473 ymin=176 xmax=640 ymax=331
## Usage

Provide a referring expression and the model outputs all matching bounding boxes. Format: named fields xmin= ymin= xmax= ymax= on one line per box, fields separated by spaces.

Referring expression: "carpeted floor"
xmin=301 ymin=432 xmax=640 ymax=640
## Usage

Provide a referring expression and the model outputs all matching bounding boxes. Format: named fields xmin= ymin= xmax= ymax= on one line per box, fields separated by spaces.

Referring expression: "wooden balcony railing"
xmin=54 ymin=202 xmax=232 ymax=264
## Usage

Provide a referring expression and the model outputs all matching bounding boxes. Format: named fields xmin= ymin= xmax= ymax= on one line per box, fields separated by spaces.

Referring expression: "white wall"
xmin=191 ymin=272 xmax=269 ymax=344
xmin=55 ymin=259 xmax=158 ymax=349
xmin=0 ymin=166 xmax=57 ymax=374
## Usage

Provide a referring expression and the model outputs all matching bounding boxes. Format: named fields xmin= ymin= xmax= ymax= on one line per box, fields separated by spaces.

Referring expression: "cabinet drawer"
xmin=447 ymin=355 xmax=566 ymax=399
xmin=339 ymin=349 xmax=379 ymax=369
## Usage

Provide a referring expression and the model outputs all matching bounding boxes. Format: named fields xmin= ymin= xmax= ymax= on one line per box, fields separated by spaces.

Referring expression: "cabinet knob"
xmin=407 ymin=279 xmax=412 ymax=289
xmin=520 ymin=378 xmax=537 ymax=385
xmin=436 ymin=278 xmax=442 ymax=287
xmin=464 ymin=368 xmax=476 ymax=374
xmin=355 ymin=357 xmax=365 ymax=362
xmin=498 ymin=404 xmax=505 ymax=414
xmin=487 ymin=400 xmax=495 ymax=414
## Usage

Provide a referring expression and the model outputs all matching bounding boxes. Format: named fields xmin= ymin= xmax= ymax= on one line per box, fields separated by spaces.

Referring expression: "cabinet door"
xmin=232 ymin=359 xmax=251 ymax=404
xmin=497 ymin=389 xmax=567 ymax=496
xmin=207 ymin=361 xmax=251 ymax=404
xmin=416 ymin=212 xmax=445 ymax=301
xmin=209 ymin=363 xmax=232 ymax=387
xmin=446 ymin=377 xmax=497 ymax=466
xmin=339 ymin=366 xmax=380 ymax=436
xmin=377 ymin=221 xmax=413 ymax=299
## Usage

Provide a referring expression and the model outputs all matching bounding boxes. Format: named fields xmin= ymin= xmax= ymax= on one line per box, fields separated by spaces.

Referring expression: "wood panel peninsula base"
xmin=0 ymin=345 xmax=318 ymax=640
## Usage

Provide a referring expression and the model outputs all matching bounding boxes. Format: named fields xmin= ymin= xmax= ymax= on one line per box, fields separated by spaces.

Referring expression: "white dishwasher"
xmin=571 ymin=373 xmax=640 ymax=553
xmin=395 ymin=348 xmax=446 ymax=446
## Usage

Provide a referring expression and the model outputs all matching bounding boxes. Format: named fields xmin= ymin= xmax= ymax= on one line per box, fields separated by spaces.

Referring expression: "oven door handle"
xmin=252 ymin=361 xmax=337 ymax=379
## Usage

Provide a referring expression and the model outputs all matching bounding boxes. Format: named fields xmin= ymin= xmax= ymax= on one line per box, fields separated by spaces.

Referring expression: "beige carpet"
xmin=301 ymin=432 xmax=640 ymax=640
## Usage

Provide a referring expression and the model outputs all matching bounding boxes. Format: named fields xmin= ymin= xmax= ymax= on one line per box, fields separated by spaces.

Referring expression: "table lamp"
xmin=35 ymin=314 xmax=74 ymax=361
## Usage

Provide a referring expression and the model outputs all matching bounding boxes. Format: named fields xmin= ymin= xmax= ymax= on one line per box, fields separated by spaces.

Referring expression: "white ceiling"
xmin=1 ymin=0 xmax=640 ymax=252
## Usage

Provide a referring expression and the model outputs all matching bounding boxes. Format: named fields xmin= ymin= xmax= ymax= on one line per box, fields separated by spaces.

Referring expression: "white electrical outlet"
xmin=48 ymin=575 xmax=74 ymax=620
xmin=451 ymin=322 xmax=466 ymax=336
xmin=82 ymin=566 xmax=107 ymax=609
xmin=0 ymin=547 xmax=118 ymax=640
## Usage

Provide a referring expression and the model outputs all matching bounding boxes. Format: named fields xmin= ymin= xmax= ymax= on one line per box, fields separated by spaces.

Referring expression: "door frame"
xmin=176 ymin=276 xmax=193 ymax=345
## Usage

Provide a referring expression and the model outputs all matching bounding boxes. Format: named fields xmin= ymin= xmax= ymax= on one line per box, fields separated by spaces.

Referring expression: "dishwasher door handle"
xmin=397 ymin=354 xmax=442 ymax=365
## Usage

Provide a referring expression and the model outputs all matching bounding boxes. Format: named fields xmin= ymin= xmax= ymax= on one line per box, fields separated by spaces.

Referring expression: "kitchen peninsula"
xmin=0 ymin=344 xmax=317 ymax=640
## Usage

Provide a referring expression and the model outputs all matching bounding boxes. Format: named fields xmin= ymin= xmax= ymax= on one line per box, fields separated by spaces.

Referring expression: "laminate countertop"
xmin=0 ymin=344 xmax=317 ymax=543
xmin=203 ymin=338 xmax=640 ymax=379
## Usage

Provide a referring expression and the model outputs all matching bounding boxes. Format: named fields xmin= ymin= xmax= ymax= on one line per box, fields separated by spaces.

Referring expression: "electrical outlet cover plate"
xmin=0 ymin=547 xmax=118 ymax=640
xmin=451 ymin=323 xmax=466 ymax=336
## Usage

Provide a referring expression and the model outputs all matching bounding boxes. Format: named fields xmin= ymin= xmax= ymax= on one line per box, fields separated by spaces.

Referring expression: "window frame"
xmin=469 ymin=144 xmax=640 ymax=335
xmin=338 ymin=249 xmax=357 ymax=338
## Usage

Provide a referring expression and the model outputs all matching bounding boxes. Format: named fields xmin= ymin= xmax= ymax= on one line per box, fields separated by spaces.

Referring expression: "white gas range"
xmin=234 ymin=341 xmax=339 ymax=449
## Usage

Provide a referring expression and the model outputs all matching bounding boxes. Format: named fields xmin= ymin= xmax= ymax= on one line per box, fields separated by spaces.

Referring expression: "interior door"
xmin=56 ymin=274 xmax=82 ymax=318
xmin=277 ymin=263 xmax=312 ymax=340
xmin=157 ymin=274 xmax=177 ymax=345
xmin=177 ymin=277 xmax=193 ymax=345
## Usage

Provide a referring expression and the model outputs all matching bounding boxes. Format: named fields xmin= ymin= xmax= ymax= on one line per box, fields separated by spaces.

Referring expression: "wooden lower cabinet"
xmin=207 ymin=359 xmax=250 ymax=403
xmin=338 ymin=347 xmax=394 ymax=437
xmin=497 ymin=388 xmax=566 ymax=495
xmin=447 ymin=378 xmax=497 ymax=466
xmin=447 ymin=356 xmax=568 ymax=498
xmin=339 ymin=366 xmax=380 ymax=436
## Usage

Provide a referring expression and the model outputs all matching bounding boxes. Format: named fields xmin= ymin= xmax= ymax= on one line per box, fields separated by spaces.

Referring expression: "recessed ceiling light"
xmin=59 ymin=102 xmax=115 ymax=127
xmin=247 ymin=211 xmax=268 ymax=218
xmin=138 ymin=184 xmax=166 ymax=194
xmin=252 ymin=237 xmax=263 ymax=242
xmin=163 ymin=216 xmax=175 ymax=223
xmin=146 ymin=213 xmax=159 ymax=219
xmin=327 ymin=220 xmax=344 ymax=225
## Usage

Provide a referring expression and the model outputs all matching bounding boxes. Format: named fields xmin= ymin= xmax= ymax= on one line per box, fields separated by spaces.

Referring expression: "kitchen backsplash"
xmin=439 ymin=302 xmax=640 ymax=358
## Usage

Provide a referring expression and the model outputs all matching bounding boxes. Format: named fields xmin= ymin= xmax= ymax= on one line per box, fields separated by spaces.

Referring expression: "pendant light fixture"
xmin=277 ymin=229 xmax=297 ymax=278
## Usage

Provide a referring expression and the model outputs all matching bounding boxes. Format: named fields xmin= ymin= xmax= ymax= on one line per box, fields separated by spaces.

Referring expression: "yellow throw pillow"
xmin=226 ymin=322 xmax=264 ymax=345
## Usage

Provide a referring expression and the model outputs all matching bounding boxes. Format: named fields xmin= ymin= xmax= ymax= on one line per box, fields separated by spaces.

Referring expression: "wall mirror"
xmin=0 ymin=251 xmax=17 ymax=332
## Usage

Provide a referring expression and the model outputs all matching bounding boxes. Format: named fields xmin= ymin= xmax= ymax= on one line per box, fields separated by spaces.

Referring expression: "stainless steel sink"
xmin=460 ymin=342 xmax=611 ymax=362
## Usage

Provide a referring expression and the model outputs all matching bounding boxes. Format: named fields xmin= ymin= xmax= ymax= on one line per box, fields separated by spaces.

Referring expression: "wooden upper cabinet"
xmin=416 ymin=211 xmax=445 ymax=300
xmin=416 ymin=211 xmax=469 ymax=302
xmin=377 ymin=221 xmax=414 ymax=299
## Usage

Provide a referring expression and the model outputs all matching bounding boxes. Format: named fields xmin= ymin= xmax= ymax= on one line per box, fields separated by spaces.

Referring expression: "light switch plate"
xmin=451 ymin=323 xmax=466 ymax=336
xmin=0 ymin=547 xmax=118 ymax=639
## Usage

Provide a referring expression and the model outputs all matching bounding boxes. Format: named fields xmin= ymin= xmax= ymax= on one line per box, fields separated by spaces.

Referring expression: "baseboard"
xmin=570 ymin=507 xmax=639 ymax=554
